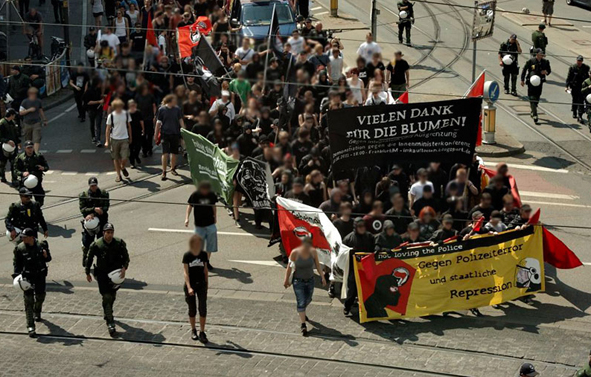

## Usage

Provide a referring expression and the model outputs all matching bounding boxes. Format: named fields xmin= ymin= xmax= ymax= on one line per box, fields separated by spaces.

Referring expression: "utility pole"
xmin=471 ymin=0 xmax=477 ymax=82
xmin=62 ymin=0 xmax=71 ymax=65
xmin=330 ymin=0 xmax=338 ymax=17
xmin=370 ymin=0 xmax=379 ymax=40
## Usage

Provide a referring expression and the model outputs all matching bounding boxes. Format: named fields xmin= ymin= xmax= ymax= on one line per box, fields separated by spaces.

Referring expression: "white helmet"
xmin=2 ymin=142 xmax=15 ymax=157
xmin=4 ymin=93 xmax=14 ymax=104
xmin=24 ymin=175 xmax=38 ymax=189
xmin=502 ymin=55 xmax=514 ymax=65
xmin=108 ymin=269 xmax=125 ymax=285
xmin=6 ymin=227 xmax=22 ymax=243
xmin=529 ymin=75 xmax=542 ymax=87
xmin=86 ymin=49 xmax=95 ymax=58
xmin=13 ymin=274 xmax=32 ymax=291
xmin=586 ymin=93 xmax=591 ymax=104
xmin=522 ymin=7 xmax=530 ymax=14
xmin=84 ymin=217 xmax=101 ymax=235
xmin=399 ymin=10 xmax=408 ymax=19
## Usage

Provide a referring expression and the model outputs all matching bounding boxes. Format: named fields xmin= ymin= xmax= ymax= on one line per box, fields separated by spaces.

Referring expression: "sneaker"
xmin=533 ymin=116 xmax=539 ymax=124
xmin=511 ymin=91 xmax=517 ymax=96
xmin=108 ymin=323 xmax=116 ymax=335
xmin=328 ymin=284 xmax=335 ymax=298
xmin=121 ymin=168 xmax=129 ymax=177
xmin=92 ymin=138 xmax=97 ymax=144
xmin=136 ymin=158 xmax=141 ymax=165
xmin=161 ymin=174 xmax=167 ymax=181
xmin=95 ymin=141 xmax=102 ymax=147
xmin=504 ymin=88 xmax=509 ymax=94
xmin=170 ymin=169 xmax=179 ymax=176
xmin=207 ymin=262 xmax=214 ymax=271
xmin=34 ymin=314 xmax=42 ymax=322
xmin=573 ymin=113 xmax=578 ymax=119
xmin=28 ymin=327 xmax=36 ymax=338
xmin=301 ymin=323 xmax=308 ymax=337
xmin=199 ymin=331 xmax=208 ymax=344
xmin=191 ymin=329 xmax=198 ymax=341
xmin=343 ymin=308 xmax=351 ymax=316
xmin=235 ymin=219 xmax=242 ymax=228
xmin=470 ymin=308 xmax=483 ymax=317
xmin=115 ymin=175 xmax=122 ymax=183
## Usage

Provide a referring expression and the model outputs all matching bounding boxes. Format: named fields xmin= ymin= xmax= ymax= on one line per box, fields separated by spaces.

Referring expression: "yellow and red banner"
xmin=354 ymin=226 xmax=545 ymax=323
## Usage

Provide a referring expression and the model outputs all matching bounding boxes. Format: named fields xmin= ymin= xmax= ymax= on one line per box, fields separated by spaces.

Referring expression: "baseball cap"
xmin=394 ymin=50 xmax=404 ymax=56
xmin=407 ymin=222 xmax=419 ymax=231
xmin=11 ymin=65 xmax=21 ymax=71
xmin=442 ymin=214 xmax=453 ymax=223
xmin=538 ymin=23 xmax=546 ymax=29
xmin=521 ymin=204 xmax=532 ymax=212
xmin=19 ymin=187 xmax=33 ymax=196
xmin=22 ymin=228 xmax=36 ymax=237
xmin=354 ymin=217 xmax=365 ymax=226
xmin=103 ymin=223 xmax=115 ymax=232
xmin=383 ymin=220 xmax=395 ymax=230
xmin=471 ymin=211 xmax=483 ymax=220
xmin=577 ymin=55 xmax=584 ymax=61
xmin=519 ymin=363 xmax=539 ymax=376
xmin=24 ymin=140 xmax=34 ymax=148
xmin=88 ymin=177 xmax=98 ymax=186
xmin=534 ymin=48 xmax=543 ymax=55
xmin=293 ymin=177 xmax=304 ymax=186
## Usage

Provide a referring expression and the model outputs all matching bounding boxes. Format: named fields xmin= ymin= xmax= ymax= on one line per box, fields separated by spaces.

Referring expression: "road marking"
xmin=148 ymin=228 xmax=271 ymax=238
xmin=315 ymin=11 xmax=329 ymax=15
xmin=39 ymin=150 xmax=48 ymax=154
xmin=520 ymin=191 xmax=579 ymax=200
xmin=485 ymin=162 xmax=569 ymax=174
xmin=56 ymin=149 xmax=73 ymax=153
xmin=80 ymin=149 xmax=96 ymax=153
xmin=85 ymin=172 xmax=100 ymax=176
xmin=48 ymin=113 xmax=67 ymax=123
xmin=65 ymin=104 xmax=77 ymax=112
xmin=228 ymin=260 xmax=283 ymax=267
xmin=583 ymin=262 xmax=591 ymax=266
xmin=106 ymin=172 xmax=116 ymax=175
xmin=104 ymin=150 xmax=111 ymax=153
xmin=527 ymin=200 xmax=591 ymax=209
xmin=311 ymin=6 xmax=323 ymax=10
xmin=61 ymin=172 xmax=77 ymax=176
xmin=44 ymin=171 xmax=54 ymax=175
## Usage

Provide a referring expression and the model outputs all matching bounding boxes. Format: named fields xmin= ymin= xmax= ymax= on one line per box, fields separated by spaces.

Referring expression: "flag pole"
xmin=263 ymin=4 xmax=276 ymax=95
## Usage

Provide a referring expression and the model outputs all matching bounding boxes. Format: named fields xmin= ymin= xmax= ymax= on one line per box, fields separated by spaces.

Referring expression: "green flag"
xmin=181 ymin=129 xmax=239 ymax=204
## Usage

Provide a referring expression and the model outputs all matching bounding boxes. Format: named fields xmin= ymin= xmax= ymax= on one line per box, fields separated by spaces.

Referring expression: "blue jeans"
xmin=194 ymin=224 xmax=218 ymax=252
xmin=293 ymin=277 xmax=315 ymax=312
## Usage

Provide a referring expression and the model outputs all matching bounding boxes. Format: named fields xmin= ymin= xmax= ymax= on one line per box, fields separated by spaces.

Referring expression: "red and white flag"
xmin=464 ymin=71 xmax=485 ymax=146
xmin=276 ymin=197 xmax=350 ymax=284
xmin=177 ymin=17 xmax=213 ymax=58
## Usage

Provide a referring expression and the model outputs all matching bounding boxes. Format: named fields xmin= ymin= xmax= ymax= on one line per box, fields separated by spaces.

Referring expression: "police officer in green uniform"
xmin=14 ymin=140 xmax=49 ymax=206
xmin=498 ymin=34 xmax=522 ymax=96
xmin=79 ymin=177 xmax=110 ymax=267
xmin=0 ymin=108 xmax=20 ymax=185
xmin=521 ymin=48 xmax=551 ymax=124
xmin=576 ymin=350 xmax=591 ymax=377
xmin=531 ymin=23 xmax=548 ymax=55
xmin=397 ymin=0 xmax=414 ymax=46
xmin=5 ymin=187 xmax=48 ymax=241
xmin=566 ymin=55 xmax=590 ymax=123
xmin=13 ymin=228 xmax=52 ymax=338
xmin=581 ymin=71 xmax=591 ymax=128
xmin=85 ymin=223 xmax=129 ymax=335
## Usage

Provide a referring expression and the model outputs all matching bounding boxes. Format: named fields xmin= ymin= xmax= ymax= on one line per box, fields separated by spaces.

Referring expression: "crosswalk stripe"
xmin=80 ymin=149 xmax=96 ymax=153
xmin=56 ymin=149 xmax=73 ymax=153
xmin=520 ymin=191 xmax=579 ymax=200
xmin=61 ymin=172 xmax=77 ymax=176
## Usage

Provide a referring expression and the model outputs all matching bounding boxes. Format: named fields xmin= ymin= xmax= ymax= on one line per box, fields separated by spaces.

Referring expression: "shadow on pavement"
xmin=216 ymin=340 xmax=253 ymax=358
xmin=116 ymin=321 xmax=166 ymax=346
xmin=37 ymin=319 xmax=84 ymax=346
xmin=46 ymin=280 xmax=75 ymax=295
xmin=121 ymin=278 xmax=149 ymax=291
xmin=210 ymin=267 xmax=253 ymax=284
xmin=47 ymin=223 xmax=76 ymax=239
xmin=307 ymin=318 xmax=359 ymax=347
xmin=545 ymin=265 xmax=591 ymax=312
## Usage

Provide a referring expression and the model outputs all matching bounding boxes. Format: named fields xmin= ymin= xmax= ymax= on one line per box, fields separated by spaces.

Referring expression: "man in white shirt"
xmin=235 ymin=38 xmax=255 ymax=65
xmin=364 ymin=82 xmax=395 ymax=106
xmin=208 ymin=91 xmax=236 ymax=121
xmin=409 ymin=168 xmax=434 ymax=208
xmin=356 ymin=32 xmax=381 ymax=64
xmin=328 ymin=48 xmax=344 ymax=82
xmin=100 ymin=26 xmax=120 ymax=55
xmin=287 ymin=29 xmax=305 ymax=56
xmin=105 ymin=99 xmax=132 ymax=182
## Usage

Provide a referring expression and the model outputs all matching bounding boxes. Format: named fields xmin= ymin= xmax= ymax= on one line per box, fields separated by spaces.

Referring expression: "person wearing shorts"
xmin=105 ymin=99 xmax=131 ymax=182
xmin=155 ymin=94 xmax=184 ymax=181
xmin=19 ymin=87 xmax=47 ymax=153
xmin=185 ymin=181 xmax=218 ymax=270
xmin=542 ymin=0 xmax=554 ymax=27
xmin=182 ymin=234 xmax=209 ymax=344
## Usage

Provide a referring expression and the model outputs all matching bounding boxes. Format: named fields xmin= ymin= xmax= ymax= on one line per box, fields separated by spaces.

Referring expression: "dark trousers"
xmin=74 ymin=91 xmax=85 ymax=119
xmin=527 ymin=84 xmax=543 ymax=117
xmin=142 ymin=119 xmax=154 ymax=156
xmin=502 ymin=64 xmax=519 ymax=92
xmin=23 ymin=276 xmax=46 ymax=328
xmin=129 ymin=135 xmax=142 ymax=165
xmin=52 ymin=0 xmax=63 ymax=23
xmin=81 ymin=228 xmax=103 ymax=267
xmin=96 ymin=272 xmax=118 ymax=324
xmin=571 ymin=88 xmax=584 ymax=117
xmin=19 ymin=0 xmax=30 ymax=16
xmin=398 ymin=22 xmax=411 ymax=43
xmin=254 ymin=208 xmax=272 ymax=228
xmin=88 ymin=110 xmax=103 ymax=141
xmin=0 ymin=151 xmax=17 ymax=182
xmin=344 ymin=273 xmax=357 ymax=311
xmin=184 ymin=284 xmax=207 ymax=318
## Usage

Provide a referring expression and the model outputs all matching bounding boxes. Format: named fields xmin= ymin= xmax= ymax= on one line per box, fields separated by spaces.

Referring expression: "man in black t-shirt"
xmin=182 ymin=234 xmax=209 ymax=343
xmin=386 ymin=51 xmax=410 ymax=99
xmin=69 ymin=64 xmax=90 ymax=122
xmin=155 ymin=94 xmax=184 ymax=181
xmin=185 ymin=181 xmax=218 ymax=270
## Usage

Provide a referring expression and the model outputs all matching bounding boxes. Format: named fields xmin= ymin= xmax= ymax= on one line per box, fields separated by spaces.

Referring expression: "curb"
xmin=476 ymin=143 xmax=525 ymax=158
xmin=44 ymin=91 xmax=75 ymax=111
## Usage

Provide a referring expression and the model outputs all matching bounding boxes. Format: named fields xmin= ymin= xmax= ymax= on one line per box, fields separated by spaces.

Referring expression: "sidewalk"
xmin=0 ymin=285 xmax=585 ymax=376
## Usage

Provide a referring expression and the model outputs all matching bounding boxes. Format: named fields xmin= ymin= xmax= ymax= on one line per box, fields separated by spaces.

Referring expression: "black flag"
xmin=192 ymin=35 xmax=227 ymax=97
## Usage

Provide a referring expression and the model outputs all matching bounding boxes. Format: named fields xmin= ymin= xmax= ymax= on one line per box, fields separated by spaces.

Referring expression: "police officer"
xmin=498 ymin=34 xmax=522 ymax=96
xmin=581 ymin=71 xmax=591 ymax=127
xmin=531 ymin=23 xmax=548 ymax=55
xmin=85 ymin=223 xmax=130 ymax=335
xmin=79 ymin=177 xmax=110 ymax=267
xmin=14 ymin=140 xmax=49 ymax=206
xmin=0 ymin=108 xmax=20 ymax=185
xmin=13 ymin=228 xmax=52 ymax=337
xmin=5 ymin=187 xmax=48 ymax=241
xmin=521 ymin=48 xmax=551 ymax=124
xmin=566 ymin=55 xmax=590 ymax=123
xmin=397 ymin=0 xmax=414 ymax=46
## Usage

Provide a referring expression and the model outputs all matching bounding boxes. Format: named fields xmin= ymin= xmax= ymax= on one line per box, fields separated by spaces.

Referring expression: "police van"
xmin=230 ymin=0 xmax=297 ymax=42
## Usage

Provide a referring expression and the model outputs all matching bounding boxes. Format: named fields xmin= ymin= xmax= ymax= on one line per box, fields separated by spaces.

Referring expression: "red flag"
xmin=102 ymin=92 xmax=112 ymax=112
xmin=397 ymin=91 xmax=409 ymax=104
xmin=360 ymin=254 xmax=377 ymax=281
xmin=177 ymin=17 xmax=213 ymax=58
xmin=473 ymin=216 xmax=484 ymax=232
xmin=465 ymin=71 xmax=485 ymax=146
xmin=542 ymin=227 xmax=582 ymax=269
xmin=527 ymin=208 xmax=540 ymax=225
xmin=508 ymin=175 xmax=522 ymax=208
xmin=146 ymin=13 xmax=157 ymax=47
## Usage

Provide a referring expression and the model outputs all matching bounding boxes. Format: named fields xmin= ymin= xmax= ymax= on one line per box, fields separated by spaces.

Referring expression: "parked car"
xmin=230 ymin=0 xmax=297 ymax=42
xmin=566 ymin=0 xmax=591 ymax=8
